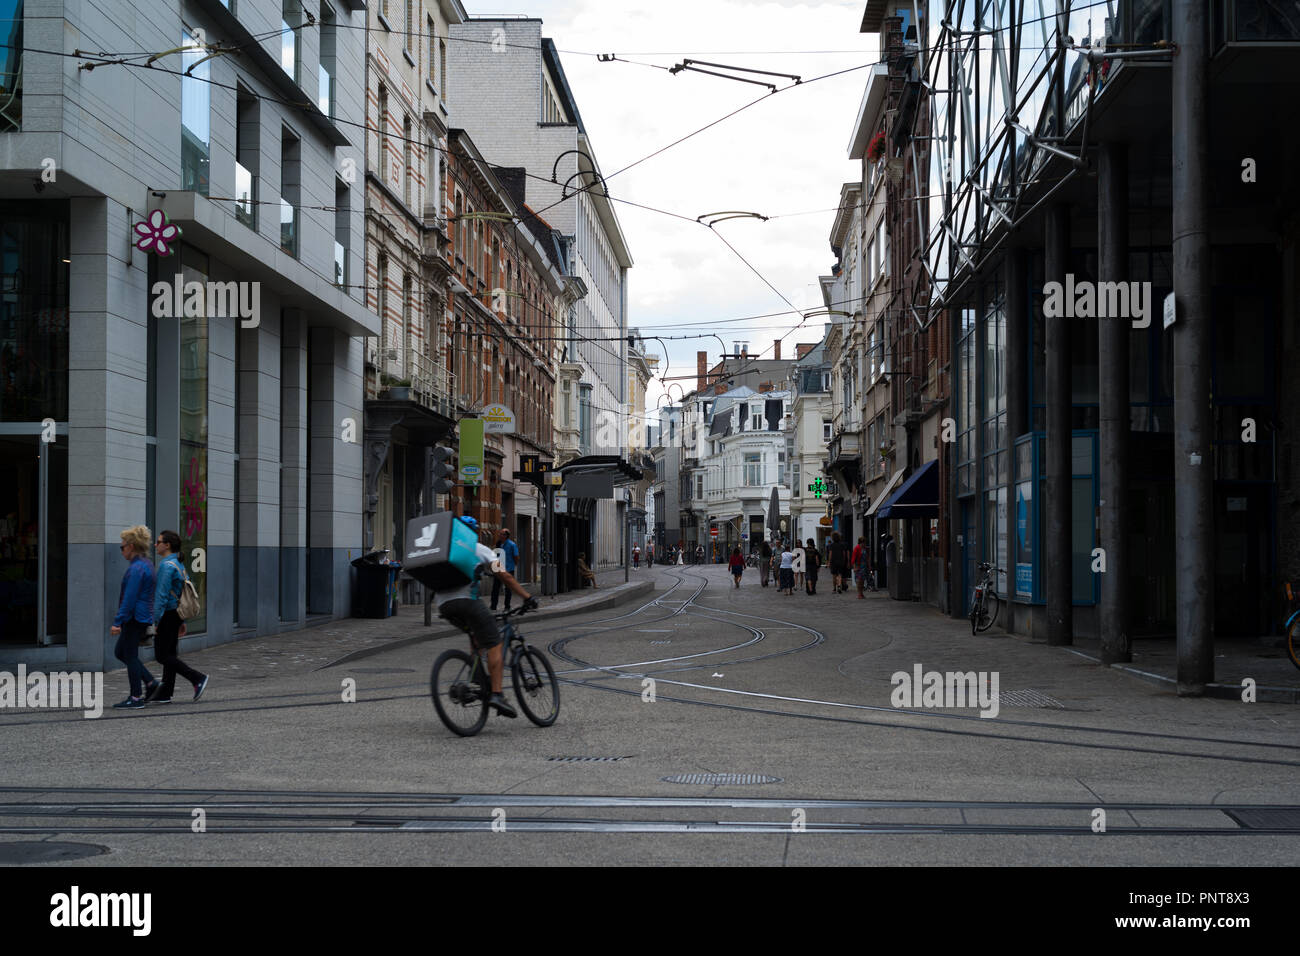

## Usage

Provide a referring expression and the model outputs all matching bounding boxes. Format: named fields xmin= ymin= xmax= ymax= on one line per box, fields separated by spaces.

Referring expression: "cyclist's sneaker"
xmin=112 ymin=697 xmax=145 ymax=709
xmin=489 ymin=693 xmax=518 ymax=719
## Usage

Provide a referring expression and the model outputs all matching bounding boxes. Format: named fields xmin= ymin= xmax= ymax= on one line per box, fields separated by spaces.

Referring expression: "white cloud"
xmin=462 ymin=0 xmax=878 ymax=415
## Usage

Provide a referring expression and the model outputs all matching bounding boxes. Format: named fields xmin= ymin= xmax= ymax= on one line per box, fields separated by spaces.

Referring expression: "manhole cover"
xmin=0 ymin=842 xmax=110 ymax=864
xmin=662 ymin=773 xmax=782 ymax=786
xmin=347 ymin=667 xmax=417 ymax=674
xmin=998 ymin=688 xmax=1065 ymax=708
xmin=548 ymin=756 xmax=631 ymax=762
xmin=1223 ymin=808 xmax=1300 ymax=830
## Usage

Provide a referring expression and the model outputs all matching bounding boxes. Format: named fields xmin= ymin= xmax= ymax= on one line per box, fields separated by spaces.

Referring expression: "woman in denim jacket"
xmin=111 ymin=525 xmax=159 ymax=708
xmin=152 ymin=530 xmax=209 ymax=704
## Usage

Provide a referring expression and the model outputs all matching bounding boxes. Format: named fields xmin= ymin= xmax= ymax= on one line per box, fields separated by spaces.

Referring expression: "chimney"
xmin=773 ymin=340 xmax=781 ymax=361
xmin=796 ymin=343 xmax=815 ymax=360
xmin=758 ymin=381 xmax=773 ymax=393
xmin=697 ymin=350 xmax=708 ymax=392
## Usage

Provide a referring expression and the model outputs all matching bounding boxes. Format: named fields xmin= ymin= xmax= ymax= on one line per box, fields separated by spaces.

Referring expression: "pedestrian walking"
xmin=695 ymin=544 xmax=705 ymax=565
xmin=827 ymin=531 xmax=851 ymax=594
xmin=151 ymin=530 xmax=209 ymax=703
xmin=778 ymin=545 xmax=795 ymax=595
xmin=632 ymin=544 xmax=640 ymax=569
xmin=759 ymin=540 xmax=772 ymax=587
xmin=490 ymin=528 xmax=521 ymax=610
xmin=111 ymin=524 xmax=159 ymax=709
xmin=852 ymin=535 xmax=870 ymax=598
xmin=791 ymin=543 xmax=805 ymax=591
xmin=647 ymin=543 xmax=654 ymax=567
xmin=804 ymin=538 xmax=821 ymax=595
xmin=728 ymin=546 xmax=744 ymax=588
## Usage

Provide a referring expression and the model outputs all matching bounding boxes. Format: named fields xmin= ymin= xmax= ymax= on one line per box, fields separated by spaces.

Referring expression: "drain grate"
xmin=998 ymin=688 xmax=1065 ymax=708
xmin=547 ymin=755 xmax=631 ymax=762
xmin=649 ymin=640 xmax=672 ymax=645
xmin=0 ymin=842 xmax=109 ymax=864
xmin=662 ymin=773 xmax=782 ymax=786
xmin=1223 ymin=808 xmax=1300 ymax=830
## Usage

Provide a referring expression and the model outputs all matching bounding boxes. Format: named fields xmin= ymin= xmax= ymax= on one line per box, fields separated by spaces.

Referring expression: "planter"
xmin=385 ymin=386 xmax=412 ymax=401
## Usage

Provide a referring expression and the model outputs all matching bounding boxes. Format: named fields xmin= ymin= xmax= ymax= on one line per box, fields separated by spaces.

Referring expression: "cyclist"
xmin=436 ymin=515 xmax=537 ymax=719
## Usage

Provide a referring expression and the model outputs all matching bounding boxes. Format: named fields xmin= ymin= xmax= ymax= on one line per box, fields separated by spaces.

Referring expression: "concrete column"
xmin=237 ymin=305 xmax=282 ymax=636
xmin=1098 ymin=142 xmax=1132 ymax=664
xmin=1004 ymin=250 xmax=1029 ymax=632
xmin=280 ymin=311 xmax=308 ymax=623
xmin=309 ymin=327 xmax=365 ymax=616
xmin=1171 ymin=0 xmax=1215 ymax=693
xmin=67 ymin=197 xmax=150 ymax=669
xmin=1045 ymin=204 xmax=1073 ymax=645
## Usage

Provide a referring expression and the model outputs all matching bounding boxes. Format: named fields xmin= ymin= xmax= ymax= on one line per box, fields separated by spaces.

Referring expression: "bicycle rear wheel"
xmin=1286 ymin=612 xmax=1300 ymax=671
xmin=975 ymin=591 xmax=1001 ymax=633
xmin=511 ymin=646 xmax=560 ymax=727
xmin=431 ymin=649 xmax=489 ymax=736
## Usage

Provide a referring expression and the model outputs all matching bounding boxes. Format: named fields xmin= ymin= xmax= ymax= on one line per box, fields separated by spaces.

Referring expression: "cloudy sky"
xmin=467 ymin=0 xmax=882 ymax=419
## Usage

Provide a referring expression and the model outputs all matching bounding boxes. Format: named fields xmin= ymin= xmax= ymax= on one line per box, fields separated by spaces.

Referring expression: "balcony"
xmin=410 ymin=351 xmax=454 ymax=417
xmin=235 ymin=162 xmax=256 ymax=229
xmin=279 ymin=200 xmax=297 ymax=257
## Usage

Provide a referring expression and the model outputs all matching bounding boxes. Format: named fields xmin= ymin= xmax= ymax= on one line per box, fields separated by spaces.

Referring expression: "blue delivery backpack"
xmin=403 ymin=512 xmax=482 ymax=591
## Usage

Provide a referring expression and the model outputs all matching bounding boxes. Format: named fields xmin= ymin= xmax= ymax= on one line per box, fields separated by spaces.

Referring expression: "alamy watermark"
xmin=890 ymin=663 xmax=1000 ymax=718
xmin=151 ymin=273 xmax=261 ymax=328
xmin=1042 ymin=273 xmax=1152 ymax=328
xmin=0 ymin=666 xmax=104 ymax=719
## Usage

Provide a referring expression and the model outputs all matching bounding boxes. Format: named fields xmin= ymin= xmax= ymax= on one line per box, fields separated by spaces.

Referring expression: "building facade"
xmin=0 ymin=0 xmax=372 ymax=667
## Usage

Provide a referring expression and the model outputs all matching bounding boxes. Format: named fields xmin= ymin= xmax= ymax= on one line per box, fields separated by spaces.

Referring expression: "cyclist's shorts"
xmin=439 ymin=598 xmax=502 ymax=650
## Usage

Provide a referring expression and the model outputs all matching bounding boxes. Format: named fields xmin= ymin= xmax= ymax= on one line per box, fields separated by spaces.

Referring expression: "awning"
xmin=876 ymin=460 xmax=939 ymax=520
xmin=864 ymin=468 xmax=905 ymax=518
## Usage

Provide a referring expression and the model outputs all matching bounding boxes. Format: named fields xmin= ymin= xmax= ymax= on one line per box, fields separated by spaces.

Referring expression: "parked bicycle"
xmin=970 ymin=562 xmax=1002 ymax=635
xmin=1284 ymin=582 xmax=1300 ymax=671
xmin=430 ymin=605 xmax=559 ymax=736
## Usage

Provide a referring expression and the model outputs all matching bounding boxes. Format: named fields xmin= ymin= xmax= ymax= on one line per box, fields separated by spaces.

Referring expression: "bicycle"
xmin=1284 ymin=582 xmax=1300 ymax=671
xmin=430 ymin=605 xmax=560 ymax=737
xmin=970 ymin=562 xmax=1002 ymax=635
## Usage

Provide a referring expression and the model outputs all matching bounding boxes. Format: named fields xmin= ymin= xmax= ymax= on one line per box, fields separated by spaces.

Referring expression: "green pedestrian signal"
xmin=809 ymin=477 xmax=826 ymax=499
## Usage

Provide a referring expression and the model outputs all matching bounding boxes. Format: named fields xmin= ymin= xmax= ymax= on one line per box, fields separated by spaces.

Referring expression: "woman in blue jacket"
xmin=111 ymin=525 xmax=159 ymax=709
xmin=152 ymin=530 xmax=208 ymax=704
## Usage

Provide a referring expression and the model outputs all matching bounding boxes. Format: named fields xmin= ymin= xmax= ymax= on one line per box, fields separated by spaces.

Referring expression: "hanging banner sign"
xmin=459 ymin=418 xmax=484 ymax=484
xmin=481 ymin=403 xmax=516 ymax=434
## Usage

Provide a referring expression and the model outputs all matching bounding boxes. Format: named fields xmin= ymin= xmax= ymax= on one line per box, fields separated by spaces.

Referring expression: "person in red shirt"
xmin=728 ymin=547 xmax=745 ymax=588
xmin=852 ymin=536 xmax=870 ymax=598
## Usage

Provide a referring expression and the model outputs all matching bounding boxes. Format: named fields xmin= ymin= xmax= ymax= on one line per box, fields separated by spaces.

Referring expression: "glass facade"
xmin=179 ymin=248 xmax=209 ymax=634
xmin=181 ymin=31 xmax=210 ymax=195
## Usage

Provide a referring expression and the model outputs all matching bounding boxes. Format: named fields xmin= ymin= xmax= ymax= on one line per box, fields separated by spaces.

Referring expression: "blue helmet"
xmin=459 ymin=515 xmax=479 ymax=531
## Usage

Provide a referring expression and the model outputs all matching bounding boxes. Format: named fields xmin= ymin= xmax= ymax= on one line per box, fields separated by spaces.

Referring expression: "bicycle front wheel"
xmin=431 ymin=649 xmax=489 ymax=737
xmin=1286 ymin=613 xmax=1300 ymax=671
xmin=511 ymin=646 xmax=560 ymax=727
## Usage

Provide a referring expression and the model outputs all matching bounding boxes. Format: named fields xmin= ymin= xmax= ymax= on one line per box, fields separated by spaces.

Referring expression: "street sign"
xmin=481 ymin=403 xmax=516 ymax=434
xmin=710 ymin=529 xmax=718 ymax=539
xmin=459 ymin=418 xmax=484 ymax=484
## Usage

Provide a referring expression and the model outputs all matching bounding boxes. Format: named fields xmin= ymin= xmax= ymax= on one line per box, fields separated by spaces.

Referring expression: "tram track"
xmin=0 ymin=785 xmax=1297 ymax=836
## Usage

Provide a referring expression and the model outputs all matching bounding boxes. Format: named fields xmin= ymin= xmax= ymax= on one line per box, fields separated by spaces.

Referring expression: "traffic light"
xmin=431 ymin=445 xmax=456 ymax=494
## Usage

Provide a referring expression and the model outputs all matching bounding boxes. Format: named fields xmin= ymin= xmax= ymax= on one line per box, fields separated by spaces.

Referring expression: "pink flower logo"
xmin=134 ymin=209 xmax=182 ymax=257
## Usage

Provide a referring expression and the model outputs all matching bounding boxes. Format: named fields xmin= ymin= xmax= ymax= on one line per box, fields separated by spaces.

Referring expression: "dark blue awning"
xmin=876 ymin=459 xmax=939 ymax=519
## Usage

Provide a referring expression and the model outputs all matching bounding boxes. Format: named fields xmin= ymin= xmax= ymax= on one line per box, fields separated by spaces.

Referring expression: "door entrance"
xmin=0 ymin=434 xmax=67 ymax=644
xmin=1214 ymin=483 xmax=1272 ymax=637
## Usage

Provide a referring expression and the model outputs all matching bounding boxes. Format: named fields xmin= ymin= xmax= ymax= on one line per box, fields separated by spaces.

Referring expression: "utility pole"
xmin=1171 ymin=0 xmax=1214 ymax=694
xmin=1045 ymin=204 xmax=1073 ymax=646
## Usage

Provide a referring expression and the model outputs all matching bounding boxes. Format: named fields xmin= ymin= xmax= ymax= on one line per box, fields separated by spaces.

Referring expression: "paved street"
xmin=3 ymin=564 xmax=1297 ymax=866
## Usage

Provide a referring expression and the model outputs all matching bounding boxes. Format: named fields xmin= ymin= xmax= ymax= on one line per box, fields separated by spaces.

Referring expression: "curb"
xmin=318 ymin=579 xmax=656 ymax=670
xmin=1066 ymin=648 xmax=1300 ymax=704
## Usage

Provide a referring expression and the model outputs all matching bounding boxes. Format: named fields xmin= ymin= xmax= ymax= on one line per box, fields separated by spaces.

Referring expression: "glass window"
xmin=744 ymin=452 xmax=761 ymax=486
xmin=0 ymin=0 xmax=23 ymax=131
xmin=280 ymin=1 xmax=301 ymax=83
xmin=181 ymin=30 xmax=210 ymax=195
xmin=0 ymin=211 xmax=69 ymax=422
xmin=318 ymin=3 xmax=336 ymax=118
xmin=179 ymin=247 xmax=209 ymax=633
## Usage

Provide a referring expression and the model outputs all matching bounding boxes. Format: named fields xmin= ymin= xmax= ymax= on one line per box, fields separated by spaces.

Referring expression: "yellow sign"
xmin=481 ymin=403 xmax=516 ymax=434
xmin=819 ymin=516 xmax=833 ymax=526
